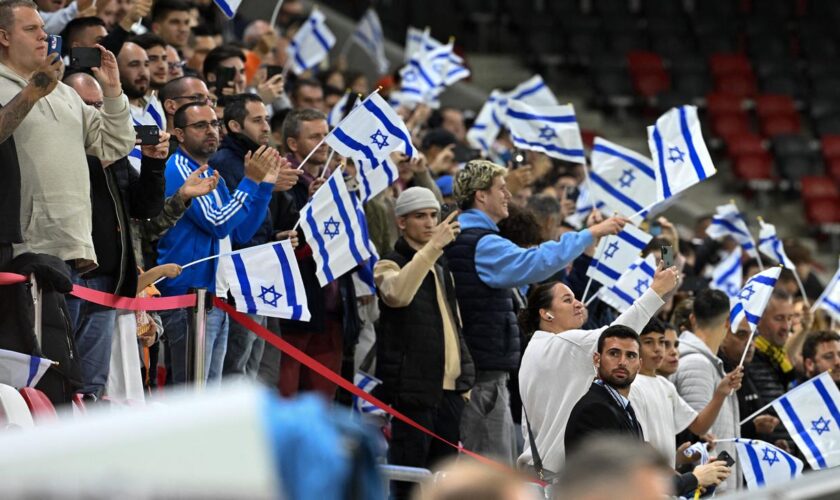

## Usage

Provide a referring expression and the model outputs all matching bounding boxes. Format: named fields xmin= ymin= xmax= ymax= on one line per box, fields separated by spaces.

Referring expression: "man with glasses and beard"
xmin=158 ymin=75 xmax=214 ymax=153
xmin=118 ymin=40 xmax=165 ymax=172
xmin=156 ymin=101 xmax=281 ymax=384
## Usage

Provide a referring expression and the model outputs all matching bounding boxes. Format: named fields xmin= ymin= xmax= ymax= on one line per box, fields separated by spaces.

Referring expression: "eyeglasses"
xmin=173 ymin=94 xmax=217 ymax=107
xmin=181 ymin=119 xmax=223 ymax=132
xmin=168 ymin=60 xmax=186 ymax=70
xmin=84 ymin=100 xmax=104 ymax=109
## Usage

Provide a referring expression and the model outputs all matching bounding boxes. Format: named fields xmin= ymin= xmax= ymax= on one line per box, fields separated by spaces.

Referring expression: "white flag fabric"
xmin=506 ymin=74 xmax=559 ymax=107
xmin=599 ymin=255 xmax=657 ymax=313
xmin=326 ymin=91 xmax=358 ymax=128
xmin=683 ymin=442 xmax=710 ymax=465
xmin=0 ymin=348 xmax=52 ymax=389
xmin=212 ymin=0 xmax=241 ymax=18
xmin=404 ymin=26 xmax=437 ymax=61
xmin=286 ymin=9 xmax=336 ymax=75
xmin=590 ymin=137 xmax=659 ymax=219
xmin=300 ymin=169 xmax=371 ymax=285
xmin=773 ymin=371 xmax=840 ymax=470
xmin=814 ymin=259 xmax=840 ymax=322
xmin=351 ymin=8 xmax=389 ymax=75
xmin=564 ymin=183 xmax=607 ymax=229
xmin=729 ymin=266 xmax=782 ymax=333
xmin=225 ymin=240 xmax=310 ymax=321
xmin=733 ymin=438 xmax=803 ymax=489
xmin=706 ymin=203 xmax=758 ymax=258
xmin=758 ymin=220 xmax=795 ymax=269
xmin=586 ymin=224 xmax=654 ymax=287
xmin=399 ymin=42 xmax=467 ymax=104
xmin=352 ymin=371 xmax=387 ymax=416
xmin=711 ymin=247 xmax=743 ymax=303
xmin=648 ymin=105 xmax=716 ymax=200
xmin=505 ymin=100 xmax=585 ymax=164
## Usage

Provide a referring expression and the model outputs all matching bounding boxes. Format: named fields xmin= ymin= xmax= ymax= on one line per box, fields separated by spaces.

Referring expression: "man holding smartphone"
xmin=203 ymin=45 xmax=246 ymax=100
xmin=118 ymin=41 xmax=166 ymax=172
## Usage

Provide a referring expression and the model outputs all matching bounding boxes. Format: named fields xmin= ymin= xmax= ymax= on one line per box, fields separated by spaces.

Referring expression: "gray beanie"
xmin=395 ymin=187 xmax=440 ymax=216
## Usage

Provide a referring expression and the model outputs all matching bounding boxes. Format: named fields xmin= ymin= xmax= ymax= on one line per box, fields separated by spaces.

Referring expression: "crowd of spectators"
xmin=0 ymin=1 xmax=838 ymax=498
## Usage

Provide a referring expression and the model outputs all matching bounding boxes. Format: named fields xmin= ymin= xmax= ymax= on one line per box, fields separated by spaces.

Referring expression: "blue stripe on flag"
xmin=213 ymin=0 xmax=234 ymax=18
xmin=311 ymin=19 xmax=332 ymax=52
xmin=782 ymin=449 xmax=799 ymax=476
xmin=273 ymin=243 xmax=302 ymax=321
xmin=751 ymin=275 xmax=778 ymax=287
xmin=26 ymin=355 xmax=40 ymax=387
xmin=744 ymin=443 xmax=766 ymax=486
xmin=129 ymin=148 xmax=143 ymax=159
xmin=408 ymin=60 xmax=436 ymax=88
xmin=716 ymin=255 xmax=741 ymax=286
xmin=491 ymin=110 xmax=502 ymax=128
xmin=328 ymin=177 xmax=365 ymax=264
xmin=639 ymin=260 xmax=656 ymax=277
xmin=778 ymin=396 xmax=827 ymax=468
xmin=332 ymin=127 xmax=380 ymax=167
xmin=679 ymin=107 xmax=709 ymax=182
xmin=814 ymin=377 xmax=840 ymax=440
xmin=653 ymin=126 xmax=670 ymax=198
xmin=617 ymin=230 xmax=647 ymax=250
xmin=472 ymin=124 xmax=487 ymax=130
xmin=823 ymin=298 xmax=840 ymax=315
xmin=232 ymin=254 xmax=258 ymax=314
xmin=511 ymin=134 xmax=585 ymax=158
xmin=364 ymin=99 xmax=414 ymax=157
xmin=305 ymin=206 xmax=333 ymax=283
xmin=293 ymin=46 xmax=307 ymax=72
xmin=730 ymin=302 xmax=743 ymax=324
xmin=591 ymin=260 xmax=621 ymax=281
xmin=592 ymin=143 xmax=656 ymax=179
xmin=589 ymin=171 xmax=644 ymax=213
xmin=512 ymin=80 xmax=545 ymax=100
xmin=147 ymin=104 xmax=164 ymax=128
xmin=506 ymin=109 xmax=576 ymax=123
xmin=745 ymin=310 xmax=761 ymax=326
xmin=711 ymin=218 xmax=749 ymax=237
xmin=611 ymin=285 xmax=635 ymax=306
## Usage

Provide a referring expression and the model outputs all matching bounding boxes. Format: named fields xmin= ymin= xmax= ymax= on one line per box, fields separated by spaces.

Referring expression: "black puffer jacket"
xmin=747 ymin=349 xmax=797 ymax=447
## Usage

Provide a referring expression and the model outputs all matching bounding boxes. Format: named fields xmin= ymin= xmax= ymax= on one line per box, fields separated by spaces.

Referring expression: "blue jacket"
xmin=208 ymin=133 xmax=274 ymax=248
xmin=157 ymin=147 xmax=273 ymax=295
xmin=459 ymin=209 xmax=595 ymax=288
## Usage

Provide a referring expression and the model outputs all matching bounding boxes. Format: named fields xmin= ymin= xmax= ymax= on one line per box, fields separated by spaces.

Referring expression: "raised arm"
xmin=612 ymin=262 xmax=679 ymax=332
xmin=0 ymin=55 xmax=61 ymax=144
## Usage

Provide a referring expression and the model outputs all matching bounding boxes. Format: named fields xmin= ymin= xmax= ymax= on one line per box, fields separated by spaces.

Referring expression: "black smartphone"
xmin=214 ymin=66 xmax=236 ymax=89
xmin=564 ymin=185 xmax=580 ymax=202
xmin=716 ymin=450 xmax=735 ymax=468
xmin=134 ymin=125 xmax=160 ymax=145
xmin=70 ymin=47 xmax=101 ymax=68
xmin=440 ymin=203 xmax=458 ymax=220
xmin=661 ymin=244 xmax=674 ymax=268
xmin=265 ymin=65 xmax=284 ymax=79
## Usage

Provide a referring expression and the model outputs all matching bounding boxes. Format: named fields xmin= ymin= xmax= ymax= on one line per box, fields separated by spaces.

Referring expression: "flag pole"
xmin=737 ymin=328 xmax=757 ymax=368
xmin=758 ymin=216 xmax=810 ymax=307
xmin=152 ymin=242 xmax=280 ymax=285
xmin=584 ymin=288 xmax=600 ymax=306
xmin=732 ymin=199 xmax=763 ymax=270
xmin=319 ymin=147 xmax=336 ymax=179
xmin=581 ymin=242 xmax=604 ymax=304
xmin=269 ymin=0 xmax=285 ymax=30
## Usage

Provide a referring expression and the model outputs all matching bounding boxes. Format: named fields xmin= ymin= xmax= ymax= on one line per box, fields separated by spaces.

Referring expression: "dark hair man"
xmin=802 ymin=330 xmax=840 ymax=386
xmin=202 ymin=44 xmax=246 ymax=97
xmin=290 ymin=77 xmax=324 ymax=111
xmin=132 ymin=33 xmax=169 ymax=90
xmin=150 ymin=0 xmax=190 ymax=50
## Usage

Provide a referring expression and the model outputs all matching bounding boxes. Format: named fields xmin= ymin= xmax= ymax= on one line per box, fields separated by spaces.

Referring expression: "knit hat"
xmin=453 ymin=159 xmax=508 ymax=208
xmin=395 ymin=187 xmax=440 ymax=216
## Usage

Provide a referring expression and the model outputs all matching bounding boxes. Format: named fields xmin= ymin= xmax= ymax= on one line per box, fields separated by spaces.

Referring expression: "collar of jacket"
xmin=394 ymin=236 xmax=419 ymax=259
xmin=221 ymin=132 xmax=262 ymax=157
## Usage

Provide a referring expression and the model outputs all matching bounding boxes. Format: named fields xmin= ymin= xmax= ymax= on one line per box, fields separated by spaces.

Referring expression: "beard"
xmin=123 ymin=81 xmax=148 ymax=99
xmin=599 ymin=369 xmax=636 ymax=389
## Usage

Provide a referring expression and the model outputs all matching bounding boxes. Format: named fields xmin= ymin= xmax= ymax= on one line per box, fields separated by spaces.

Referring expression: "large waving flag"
xmin=225 ymin=240 xmax=310 ymax=321
xmin=325 ymin=92 xmax=413 ymax=202
xmin=505 ymin=100 xmax=585 ymax=164
xmin=711 ymin=247 xmax=743 ymax=302
xmin=286 ymin=9 xmax=336 ymax=75
xmin=773 ymin=371 xmax=840 ymax=470
xmin=599 ymin=254 xmax=657 ymax=313
xmin=758 ymin=220 xmax=795 ymax=269
xmin=212 ymin=0 xmax=241 ymax=18
xmin=590 ymin=137 xmax=659 ymax=219
xmin=586 ymin=224 xmax=654 ymax=288
xmin=0 ymin=348 xmax=52 ymax=389
xmin=706 ymin=203 xmax=758 ymax=258
xmin=351 ymin=8 xmax=389 ymax=75
xmin=399 ymin=42 xmax=467 ymax=104
xmin=647 ymin=105 xmax=716 ymax=200
xmin=729 ymin=266 xmax=782 ymax=333
xmin=300 ymin=169 xmax=371 ymax=285
xmin=813 ymin=258 xmax=840 ymax=321
xmin=733 ymin=438 xmax=803 ymax=489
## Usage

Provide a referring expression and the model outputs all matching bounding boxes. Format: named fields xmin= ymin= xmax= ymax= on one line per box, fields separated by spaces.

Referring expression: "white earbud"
xmin=546 ymin=313 xmax=555 ymax=320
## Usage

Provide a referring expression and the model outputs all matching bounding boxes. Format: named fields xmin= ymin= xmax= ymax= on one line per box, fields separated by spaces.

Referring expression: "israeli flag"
xmin=128 ymin=96 xmax=165 ymax=172
xmin=507 ymin=74 xmax=559 ymax=107
xmin=399 ymin=43 xmax=450 ymax=103
xmin=729 ymin=266 xmax=782 ymax=333
xmin=326 ymin=91 xmax=358 ymax=129
xmin=599 ymin=254 xmax=657 ymax=313
xmin=711 ymin=247 xmax=743 ymax=303
xmin=404 ymin=26 xmax=436 ymax=60
xmin=586 ymin=224 xmax=654 ymax=288
xmin=225 ymin=240 xmax=310 ymax=321
xmin=733 ymin=438 xmax=803 ymax=489
xmin=286 ymin=9 xmax=336 ymax=75
xmin=351 ymin=8 xmax=389 ymax=75
xmin=590 ymin=137 xmax=659 ymax=220
xmin=300 ymin=168 xmax=371 ymax=286
xmin=758 ymin=220 xmax=795 ymax=269
xmin=350 ymin=193 xmax=379 ymax=293
xmin=352 ymin=371 xmax=386 ymax=417
xmin=212 ymin=0 xmax=241 ymax=18
xmin=682 ymin=442 xmax=710 ymax=465
xmin=647 ymin=105 xmax=716 ymax=200
xmin=773 ymin=371 xmax=840 ymax=470
xmin=0 ymin=348 xmax=52 ymax=389
xmin=506 ymin=100 xmax=585 ymax=164
xmin=466 ymin=90 xmax=505 ymax=152
xmin=813 ymin=259 xmax=840 ymax=322
xmin=706 ymin=203 xmax=758 ymax=258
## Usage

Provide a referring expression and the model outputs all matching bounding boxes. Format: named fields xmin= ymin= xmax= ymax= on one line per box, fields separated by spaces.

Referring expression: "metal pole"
xmin=187 ymin=288 xmax=208 ymax=390
xmin=30 ymin=274 xmax=42 ymax=350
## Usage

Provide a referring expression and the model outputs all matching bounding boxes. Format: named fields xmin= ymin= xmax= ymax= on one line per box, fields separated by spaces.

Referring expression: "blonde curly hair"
xmin=453 ymin=159 xmax=508 ymax=209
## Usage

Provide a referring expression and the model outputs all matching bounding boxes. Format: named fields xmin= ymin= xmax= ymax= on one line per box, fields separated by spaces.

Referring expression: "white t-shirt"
xmin=630 ymin=373 xmax=697 ymax=467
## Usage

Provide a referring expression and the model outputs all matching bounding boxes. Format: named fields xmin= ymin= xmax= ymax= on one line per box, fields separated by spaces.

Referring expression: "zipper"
xmin=58 ymin=306 xmax=74 ymax=361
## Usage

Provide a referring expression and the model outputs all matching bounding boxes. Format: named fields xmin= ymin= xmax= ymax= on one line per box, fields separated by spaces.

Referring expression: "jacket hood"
xmin=680 ymin=331 xmax=718 ymax=364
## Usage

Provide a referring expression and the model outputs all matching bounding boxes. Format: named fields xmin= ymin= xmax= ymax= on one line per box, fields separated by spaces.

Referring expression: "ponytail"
xmin=519 ymin=281 xmax=559 ymax=336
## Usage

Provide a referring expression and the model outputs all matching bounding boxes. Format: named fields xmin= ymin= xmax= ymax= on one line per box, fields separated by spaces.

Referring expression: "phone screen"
xmin=661 ymin=245 xmax=674 ymax=268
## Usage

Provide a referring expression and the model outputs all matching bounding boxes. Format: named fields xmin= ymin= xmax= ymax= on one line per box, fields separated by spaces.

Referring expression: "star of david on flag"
xmin=773 ymin=371 xmax=840 ymax=470
xmin=647 ymin=105 xmax=716 ymax=201
xmin=0 ymin=348 xmax=53 ymax=389
xmin=711 ymin=247 xmax=743 ymax=305
xmin=350 ymin=8 xmax=389 ymax=75
xmin=225 ymin=240 xmax=310 ymax=321
xmin=729 ymin=266 xmax=782 ymax=334
xmin=758 ymin=220 xmax=796 ymax=269
xmin=706 ymin=203 xmax=759 ymax=258
xmin=300 ymin=168 xmax=371 ymax=286
xmin=325 ymin=91 xmax=413 ymax=203
xmin=599 ymin=254 xmax=657 ymax=313
xmin=733 ymin=438 xmax=803 ymax=490
xmin=586 ymin=224 xmax=654 ymax=288
xmin=286 ymin=9 xmax=336 ymax=75
xmin=505 ymin=100 xmax=585 ymax=164
xmin=813 ymin=257 xmax=840 ymax=322
xmin=589 ymin=137 xmax=661 ymax=221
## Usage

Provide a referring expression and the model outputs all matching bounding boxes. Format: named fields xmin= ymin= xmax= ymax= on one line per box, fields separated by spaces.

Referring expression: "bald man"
xmin=118 ymin=41 xmax=166 ymax=171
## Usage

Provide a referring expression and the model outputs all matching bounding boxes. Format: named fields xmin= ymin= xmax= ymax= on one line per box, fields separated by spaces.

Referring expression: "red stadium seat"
xmin=821 ymin=135 xmax=840 ymax=161
xmin=627 ymin=50 xmax=665 ymax=73
xmin=805 ymin=197 xmax=840 ymax=224
xmin=759 ymin=113 xmax=801 ymax=136
xmin=733 ymin=151 xmax=774 ymax=181
xmin=725 ymin=132 xmax=765 ymax=158
xmin=709 ymin=53 xmax=753 ymax=77
xmin=755 ymin=94 xmax=797 ymax=118
xmin=827 ymin=158 xmax=840 ymax=184
xmin=712 ymin=112 xmax=751 ymax=139
xmin=801 ymin=176 xmax=840 ymax=201
xmin=715 ymin=73 xmax=758 ymax=98
xmin=633 ymin=70 xmax=671 ymax=98
xmin=19 ymin=387 xmax=57 ymax=423
xmin=706 ymin=92 xmax=744 ymax=116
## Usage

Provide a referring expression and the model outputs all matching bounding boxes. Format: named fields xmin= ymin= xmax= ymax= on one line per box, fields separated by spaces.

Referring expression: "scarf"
xmin=754 ymin=335 xmax=794 ymax=374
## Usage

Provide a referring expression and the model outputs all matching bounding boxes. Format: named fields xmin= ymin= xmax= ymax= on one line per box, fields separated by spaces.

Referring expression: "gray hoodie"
xmin=0 ymin=62 xmax=135 ymax=270
xmin=672 ymin=331 xmax=742 ymax=493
